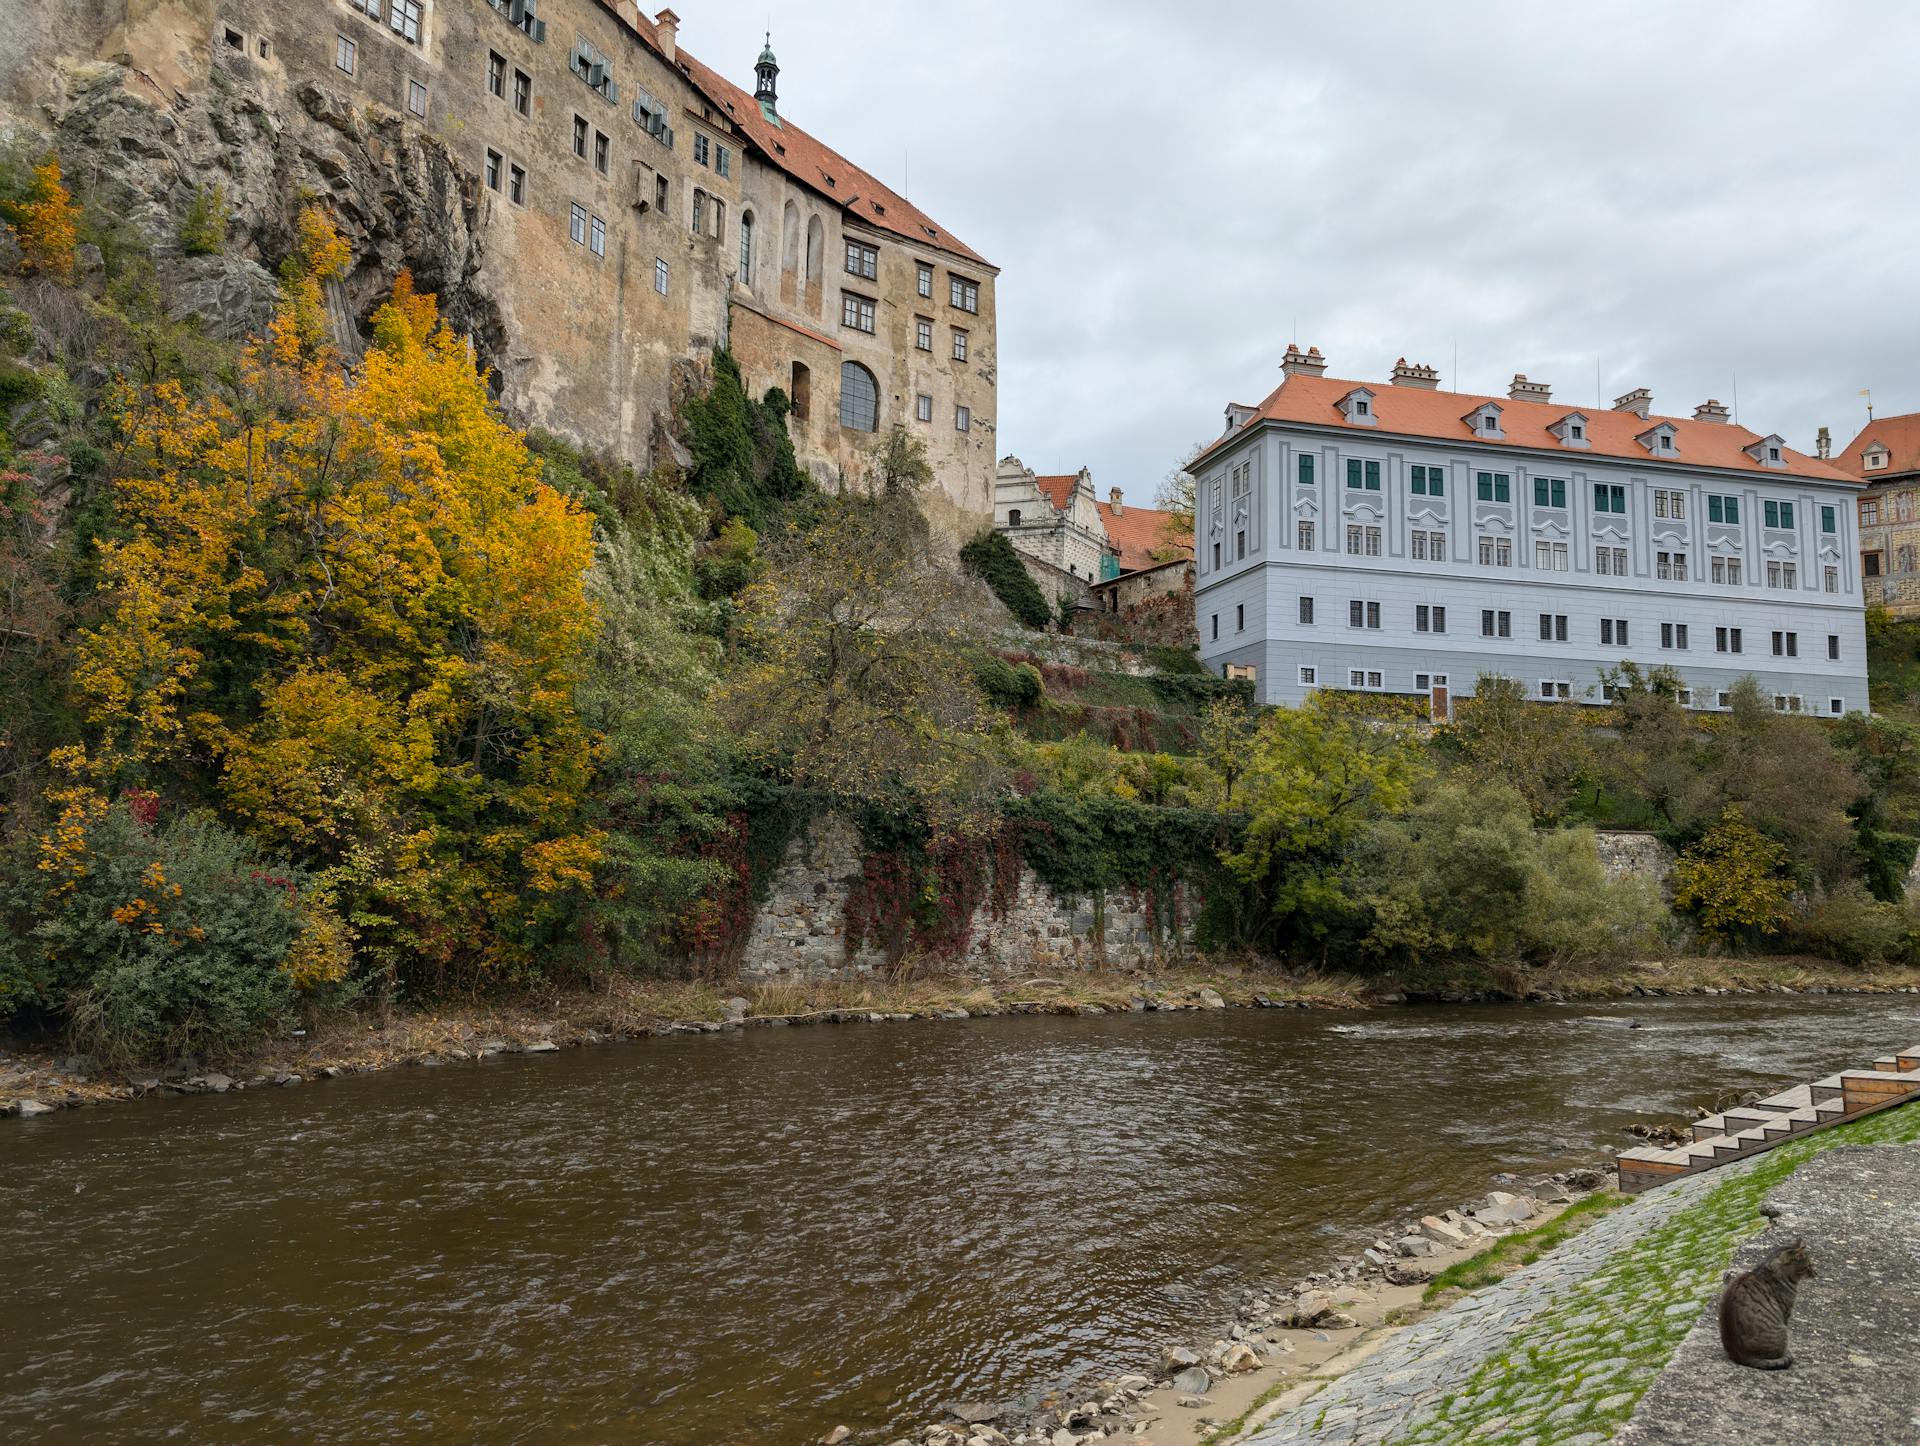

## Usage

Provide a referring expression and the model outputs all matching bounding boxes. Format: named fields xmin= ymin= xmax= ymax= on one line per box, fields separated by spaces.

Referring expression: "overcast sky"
xmin=693 ymin=1 xmax=1917 ymax=499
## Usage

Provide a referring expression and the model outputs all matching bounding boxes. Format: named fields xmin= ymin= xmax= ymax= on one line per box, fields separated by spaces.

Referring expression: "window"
xmin=1599 ymin=618 xmax=1629 ymax=647
xmin=1212 ymin=542 xmax=1221 ymax=568
xmin=916 ymin=262 xmax=933 ymax=298
xmin=1353 ymin=398 xmax=1371 ymax=417
xmin=1535 ymin=540 xmax=1569 ymax=570
xmin=841 ymin=293 xmax=876 ymax=333
xmin=589 ymin=214 xmax=605 ymax=257
xmin=1865 ymin=551 xmax=1884 ymax=577
xmin=1298 ymin=596 xmax=1314 ymax=625
xmin=952 ymin=330 xmax=969 ymax=362
xmin=1475 ymin=471 xmax=1511 ymax=502
xmin=1766 ymin=560 xmax=1799 ymax=589
xmin=1594 ymin=545 xmax=1629 ymax=576
xmin=1211 ymin=615 xmax=1219 ymax=641
xmin=1539 ymin=613 xmax=1568 ymax=642
xmin=407 ymin=79 xmax=429 ymax=117
xmin=1299 ymin=455 xmax=1315 ymax=486
xmin=1656 ymin=550 xmax=1688 ymax=581
xmin=488 ymin=52 xmax=507 ymax=99
xmin=654 ymin=257 xmax=669 ymax=294
xmin=514 ymin=69 xmax=532 ymax=116
xmin=1477 ymin=536 xmax=1512 ymax=567
xmin=1299 ymin=666 xmax=1318 ymax=687
xmin=1708 ymin=494 xmax=1740 ymax=524
xmin=839 ymin=362 xmax=879 ymax=431
xmin=1593 ymin=483 xmax=1627 ymax=514
xmin=1830 ymin=697 xmax=1845 ymax=716
xmin=738 ymin=211 xmax=755 ymax=282
xmin=573 ymin=116 xmax=589 ymax=159
xmin=716 ymin=146 xmax=731 ymax=178
xmin=1661 ymin=622 xmax=1689 ymax=650
xmin=1652 ymin=488 xmax=1685 ymax=519
xmin=1348 ymin=600 xmax=1381 ymax=630
xmin=1825 ymin=565 xmax=1839 ymax=593
xmin=594 ymin=132 xmax=610 ymax=175
xmin=950 ymin=276 xmax=979 ymax=312
xmin=335 ymin=34 xmax=356 ymax=74
xmin=1764 ymin=499 xmax=1795 ymax=529
xmin=507 ymin=163 xmax=525 ymax=205
xmin=569 ymin=201 xmax=587 ymax=244
xmin=913 ymin=393 xmax=932 ymax=424
xmin=1236 ymin=529 xmax=1247 ymax=560
xmin=1415 ymin=673 xmax=1449 ymax=693
xmin=1345 ymin=459 xmax=1382 ymax=490
xmin=1771 ymin=630 xmax=1798 ymax=658
xmin=1349 ymin=670 xmax=1385 ymax=690
xmin=914 ymin=319 xmax=932 ymax=351
xmin=844 ymin=241 xmax=878 ymax=280
xmin=954 ymin=405 xmax=971 ymax=433
xmin=1715 ymin=626 xmax=1744 ymax=654
xmin=389 ymin=0 xmax=422 ymax=44
xmin=1345 ymin=524 xmax=1381 ymax=556
xmin=1415 ymin=604 xmax=1446 ymax=634
xmin=693 ymin=133 xmax=710 ymax=166
xmin=1235 ymin=604 xmax=1245 ymax=632
xmin=1774 ymin=694 xmax=1803 ymax=714
xmin=1534 ymin=477 xmax=1568 ymax=508
xmin=655 ymin=174 xmax=669 ymax=212
xmin=1481 ymin=609 xmax=1511 ymax=639
xmin=1540 ymin=680 xmax=1572 ymax=701
xmin=1710 ymin=555 xmax=1743 ymax=586
xmin=1410 ymin=464 xmax=1445 ymax=496
xmin=1768 ymin=447 xmax=1782 ymax=463
xmin=485 ymin=149 xmax=503 ymax=192
xmin=1297 ymin=520 xmax=1315 ymax=551
xmin=1860 ymin=499 xmax=1881 ymax=526
xmin=691 ymin=189 xmax=707 ymax=235
xmin=1821 ymin=504 xmax=1836 ymax=535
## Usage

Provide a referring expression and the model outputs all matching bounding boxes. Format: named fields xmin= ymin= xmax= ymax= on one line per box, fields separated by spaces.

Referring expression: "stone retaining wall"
xmin=739 ymin=816 xmax=1193 ymax=979
xmin=1593 ymin=830 xmax=1675 ymax=887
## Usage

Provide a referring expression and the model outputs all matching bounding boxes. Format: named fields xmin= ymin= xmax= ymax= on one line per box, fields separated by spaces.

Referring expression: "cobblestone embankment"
xmin=1239 ymin=1098 xmax=1920 ymax=1446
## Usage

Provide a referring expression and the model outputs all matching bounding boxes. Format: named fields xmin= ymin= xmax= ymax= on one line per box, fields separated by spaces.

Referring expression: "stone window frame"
xmin=914 ymin=318 xmax=933 ymax=352
xmin=507 ymin=162 xmax=526 ymax=206
xmin=954 ymin=405 xmax=971 ymax=434
xmin=484 ymin=148 xmax=503 ymax=192
xmin=949 ymin=275 xmax=979 ymax=313
xmin=513 ymin=68 xmax=532 ymax=116
xmin=569 ymin=201 xmax=588 ymax=246
xmin=840 ymin=291 xmax=876 ymax=334
xmin=407 ymin=79 xmax=429 ymax=118
xmin=951 ymin=328 xmax=968 ymax=362
xmin=593 ymin=130 xmax=610 ymax=175
xmin=915 ymin=393 xmax=932 ymax=423
xmin=572 ymin=114 xmax=589 ymax=160
xmin=845 ymin=240 xmax=879 ymax=280
xmin=588 ymin=213 xmax=606 ymax=258
xmin=487 ymin=50 xmax=507 ymax=98
xmin=654 ymin=257 xmax=669 ymax=295
xmin=335 ymin=33 xmax=357 ymax=74
xmin=916 ymin=263 xmax=934 ymax=298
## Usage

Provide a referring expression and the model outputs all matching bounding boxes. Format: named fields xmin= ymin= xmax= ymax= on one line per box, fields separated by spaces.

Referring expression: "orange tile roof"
xmin=1095 ymin=499 xmax=1190 ymax=573
xmin=1032 ymin=474 xmax=1078 ymax=511
xmin=1833 ymin=414 xmax=1920 ymax=481
xmin=609 ymin=7 xmax=990 ymax=268
xmin=1195 ymin=372 xmax=1855 ymax=484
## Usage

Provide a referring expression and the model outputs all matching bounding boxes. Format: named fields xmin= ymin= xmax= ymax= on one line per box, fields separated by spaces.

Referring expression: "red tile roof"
xmin=609 ymin=7 xmax=990 ymax=268
xmin=1196 ymin=372 xmax=1854 ymax=483
xmin=1833 ymin=414 xmax=1920 ymax=482
xmin=1095 ymin=499 xmax=1190 ymax=573
xmin=1033 ymin=474 xmax=1078 ymax=511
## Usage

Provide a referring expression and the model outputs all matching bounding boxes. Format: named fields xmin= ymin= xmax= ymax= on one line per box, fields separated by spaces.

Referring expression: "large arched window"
xmin=739 ymin=210 xmax=755 ymax=286
xmin=839 ymin=361 xmax=878 ymax=432
xmin=790 ymin=360 xmax=811 ymax=421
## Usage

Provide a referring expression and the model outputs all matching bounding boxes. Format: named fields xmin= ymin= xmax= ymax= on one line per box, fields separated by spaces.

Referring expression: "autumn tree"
xmin=1447 ymin=673 xmax=1592 ymax=823
xmin=0 ymin=154 xmax=79 ymax=283
xmin=1671 ymin=806 xmax=1794 ymax=942
xmin=1153 ymin=443 xmax=1202 ymax=558
xmin=71 ymin=217 xmax=600 ymax=988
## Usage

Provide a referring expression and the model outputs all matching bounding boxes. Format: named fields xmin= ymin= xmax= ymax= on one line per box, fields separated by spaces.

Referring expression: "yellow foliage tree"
xmin=1671 ymin=805 xmax=1794 ymax=941
xmin=75 ymin=213 xmax=601 ymax=984
xmin=1 ymin=154 xmax=79 ymax=283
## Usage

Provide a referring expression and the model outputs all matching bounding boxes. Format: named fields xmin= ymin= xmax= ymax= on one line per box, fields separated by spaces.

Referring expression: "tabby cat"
xmin=1717 ymin=1238 xmax=1816 ymax=1369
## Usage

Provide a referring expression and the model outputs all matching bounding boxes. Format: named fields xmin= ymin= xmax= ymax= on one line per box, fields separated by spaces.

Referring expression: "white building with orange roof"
xmin=994 ymin=456 xmax=1191 ymax=611
xmin=1192 ymin=346 xmax=1868 ymax=713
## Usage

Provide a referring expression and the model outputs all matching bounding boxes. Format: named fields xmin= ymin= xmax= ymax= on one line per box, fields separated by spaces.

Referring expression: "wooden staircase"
xmin=1616 ymin=1045 xmax=1920 ymax=1194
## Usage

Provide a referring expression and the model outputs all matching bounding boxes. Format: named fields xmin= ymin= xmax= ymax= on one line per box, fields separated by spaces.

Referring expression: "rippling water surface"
xmin=2 ymin=995 xmax=1914 ymax=1443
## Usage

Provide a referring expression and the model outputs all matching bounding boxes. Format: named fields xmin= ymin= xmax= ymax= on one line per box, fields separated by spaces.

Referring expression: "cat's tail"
xmin=1738 ymin=1355 xmax=1793 ymax=1371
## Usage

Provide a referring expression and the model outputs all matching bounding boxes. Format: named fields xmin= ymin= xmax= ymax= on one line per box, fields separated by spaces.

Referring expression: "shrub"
xmin=1785 ymin=882 xmax=1907 ymax=967
xmin=959 ymin=529 xmax=1051 ymax=629
xmin=974 ymin=653 xmax=1042 ymax=709
xmin=8 ymin=803 xmax=312 ymax=1065
xmin=177 ymin=183 xmax=229 ymax=257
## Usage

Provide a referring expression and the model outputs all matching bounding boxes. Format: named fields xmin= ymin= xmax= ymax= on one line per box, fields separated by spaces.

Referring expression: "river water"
xmin=2 ymin=995 xmax=1914 ymax=1443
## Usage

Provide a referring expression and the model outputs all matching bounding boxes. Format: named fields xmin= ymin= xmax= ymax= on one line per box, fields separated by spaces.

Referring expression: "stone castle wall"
xmin=1592 ymin=830 xmax=1676 ymax=887
xmin=739 ymin=816 xmax=1194 ymax=980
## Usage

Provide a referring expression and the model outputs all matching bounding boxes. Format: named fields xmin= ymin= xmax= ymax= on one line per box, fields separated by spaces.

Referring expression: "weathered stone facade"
xmin=1592 ymin=830 xmax=1675 ymax=888
xmin=739 ymin=816 xmax=1194 ymax=979
xmin=0 ymin=0 xmax=997 ymax=539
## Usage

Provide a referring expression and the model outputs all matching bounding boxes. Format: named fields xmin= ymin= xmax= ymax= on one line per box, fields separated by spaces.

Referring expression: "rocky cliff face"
xmin=8 ymin=55 xmax=504 ymax=366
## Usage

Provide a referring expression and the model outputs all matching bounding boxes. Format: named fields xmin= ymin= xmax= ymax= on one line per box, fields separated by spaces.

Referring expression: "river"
xmin=2 ymin=994 xmax=1914 ymax=1443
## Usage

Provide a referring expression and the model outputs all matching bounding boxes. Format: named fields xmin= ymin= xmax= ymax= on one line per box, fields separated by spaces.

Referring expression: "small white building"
xmin=994 ymin=457 xmax=1112 ymax=583
xmin=1191 ymin=347 xmax=1869 ymax=714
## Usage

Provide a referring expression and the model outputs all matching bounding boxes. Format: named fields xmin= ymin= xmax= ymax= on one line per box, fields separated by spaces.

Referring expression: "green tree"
xmin=1671 ymin=806 xmax=1794 ymax=942
xmin=1448 ymin=674 xmax=1591 ymax=822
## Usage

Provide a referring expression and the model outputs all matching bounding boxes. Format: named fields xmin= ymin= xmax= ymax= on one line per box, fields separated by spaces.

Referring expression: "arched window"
xmin=805 ymin=215 xmax=823 ymax=283
xmin=781 ymin=201 xmax=800 ymax=272
xmin=1008 ymin=508 xmax=1021 ymax=526
xmin=739 ymin=210 xmax=755 ymax=286
xmin=790 ymin=361 xmax=810 ymax=421
xmin=839 ymin=361 xmax=878 ymax=432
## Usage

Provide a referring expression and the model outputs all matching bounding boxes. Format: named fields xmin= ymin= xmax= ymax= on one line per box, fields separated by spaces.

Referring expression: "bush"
xmin=177 ymin=183 xmax=229 ymax=257
xmin=1784 ymin=882 xmax=1908 ymax=967
xmin=974 ymin=653 xmax=1043 ymax=709
xmin=959 ymin=529 xmax=1051 ymax=629
xmin=6 ymin=803 xmax=312 ymax=1065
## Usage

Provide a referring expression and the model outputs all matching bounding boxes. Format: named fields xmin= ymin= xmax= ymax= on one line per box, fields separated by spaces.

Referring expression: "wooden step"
xmin=1839 ymin=1066 xmax=1920 ymax=1115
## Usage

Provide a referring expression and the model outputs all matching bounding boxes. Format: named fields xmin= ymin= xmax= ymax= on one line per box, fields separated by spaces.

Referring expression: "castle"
xmin=1 ymin=1 xmax=998 ymax=537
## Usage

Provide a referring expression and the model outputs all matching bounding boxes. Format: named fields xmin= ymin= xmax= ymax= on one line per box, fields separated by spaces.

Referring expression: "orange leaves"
xmin=1 ymin=155 xmax=79 ymax=283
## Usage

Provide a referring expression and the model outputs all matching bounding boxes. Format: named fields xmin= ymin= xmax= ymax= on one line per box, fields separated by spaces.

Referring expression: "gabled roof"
xmin=1033 ymin=474 xmax=1079 ymax=511
xmin=609 ymin=7 xmax=990 ymax=268
xmin=1195 ymin=371 xmax=1853 ymax=483
xmin=1834 ymin=414 xmax=1920 ymax=481
xmin=1095 ymin=498 xmax=1189 ymax=572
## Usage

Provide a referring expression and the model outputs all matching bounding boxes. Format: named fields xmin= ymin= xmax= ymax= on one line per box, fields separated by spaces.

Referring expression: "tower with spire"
xmin=754 ymin=32 xmax=779 ymax=121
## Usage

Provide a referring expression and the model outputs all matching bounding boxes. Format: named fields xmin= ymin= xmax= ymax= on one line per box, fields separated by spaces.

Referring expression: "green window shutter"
xmin=1554 ymin=480 xmax=1566 ymax=507
xmin=1534 ymin=477 xmax=1548 ymax=506
xmin=1300 ymin=455 xmax=1314 ymax=484
xmin=1497 ymin=475 xmax=1510 ymax=502
xmin=1477 ymin=472 xmax=1491 ymax=501
xmin=1366 ymin=461 xmax=1381 ymax=490
xmin=1410 ymin=466 xmax=1424 ymax=495
xmin=1783 ymin=502 xmax=1794 ymax=528
xmin=1594 ymin=482 xmax=1607 ymax=513
xmin=1708 ymin=495 xmax=1722 ymax=523
xmin=1347 ymin=458 xmax=1362 ymax=488
xmin=1822 ymin=505 xmax=1836 ymax=534
xmin=1432 ymin=470 xmax=1444 ymax=497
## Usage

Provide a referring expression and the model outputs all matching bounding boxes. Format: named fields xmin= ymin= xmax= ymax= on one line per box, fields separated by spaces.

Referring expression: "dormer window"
xmin=1461 ymin=402 xmax=1504 ymax=441
xmin=1865 ymin=447 xmax=1889 ymax=471
xmin=1338 ymin=387 xmax=1379 ymax=427
xmin=1549 ymin=411 xmax=1591 ymax=449
xmin=1638 ymin=422 xmax=1678 ymax=456
xmin=1744 ymin=433 xmax=1789 ymax=469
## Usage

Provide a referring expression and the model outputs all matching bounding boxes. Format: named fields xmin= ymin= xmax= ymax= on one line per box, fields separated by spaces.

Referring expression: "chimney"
xmin=1390 ymin=357 xmax=1440 ymax=390
xmin=1508 ymin=373 xmax=1552 ymax=404
xmin=1692 ymin=399 xmax=1731 ymax=425
xmin=1281 ymin=344 xmax=1328 ymax=378
xmin=655 ymin=7 xmax=678 ymax=62
xmin=1612 ymin=387 xmax=1652 ymax=419
xmin=1816 ymin=425 xmax=1832 ymax=460
xmin=1109 ymin=487 xmax=1124 ymax=515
